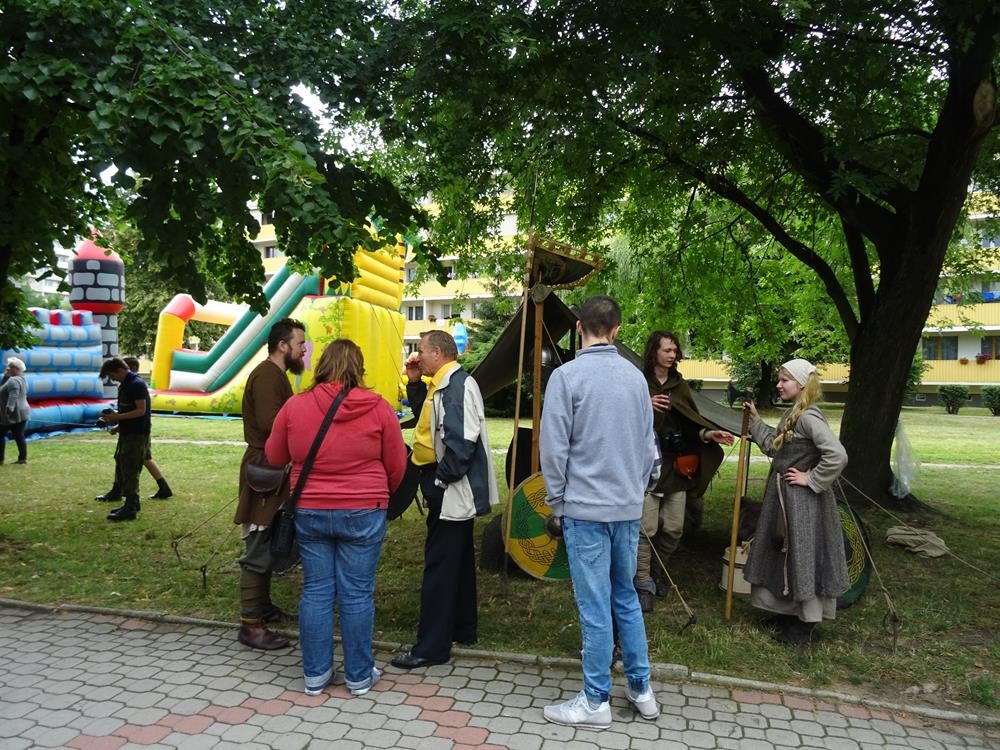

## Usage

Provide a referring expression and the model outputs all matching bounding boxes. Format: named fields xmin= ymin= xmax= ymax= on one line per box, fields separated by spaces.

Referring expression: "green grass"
xmin=1 ymin=406 xmax=998 ymax=713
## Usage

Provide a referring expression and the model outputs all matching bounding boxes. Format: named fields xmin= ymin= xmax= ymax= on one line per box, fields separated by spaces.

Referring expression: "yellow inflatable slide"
xmin=150 ymin=245 xmax=405 ymax=414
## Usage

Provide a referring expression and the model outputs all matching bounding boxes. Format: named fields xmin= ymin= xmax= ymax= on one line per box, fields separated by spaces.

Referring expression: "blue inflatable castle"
xmin=2 ymin=235 xmax=123 ymax=433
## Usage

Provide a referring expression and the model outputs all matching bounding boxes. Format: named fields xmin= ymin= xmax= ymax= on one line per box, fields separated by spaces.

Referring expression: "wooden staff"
xmin=724 ymin=403 xmax=753 ymax=619
xmin=503 ymin=240 xmax=537 ymax=574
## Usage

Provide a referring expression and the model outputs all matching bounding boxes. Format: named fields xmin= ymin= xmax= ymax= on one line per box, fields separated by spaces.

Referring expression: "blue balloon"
xmin=452 ymin=321 xmax=468 ymax=354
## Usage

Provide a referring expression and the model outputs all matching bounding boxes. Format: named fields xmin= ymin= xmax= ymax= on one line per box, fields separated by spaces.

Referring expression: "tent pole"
xmin=725 ymin=404 xmax=752 ymax=619
xmin=503 ymin=237 xmax=536 ymax=575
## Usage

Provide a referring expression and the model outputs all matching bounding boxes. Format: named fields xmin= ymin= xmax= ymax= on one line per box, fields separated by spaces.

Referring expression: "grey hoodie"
xmin=540 ymin=344 xmax=657 ymax=522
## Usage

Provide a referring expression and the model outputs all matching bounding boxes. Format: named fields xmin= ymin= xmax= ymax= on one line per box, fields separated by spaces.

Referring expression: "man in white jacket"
xmin=391 ymin=330 xmax=498 ymax=670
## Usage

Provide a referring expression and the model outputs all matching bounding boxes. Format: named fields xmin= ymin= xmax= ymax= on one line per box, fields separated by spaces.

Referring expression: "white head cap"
xmin=5 ymin=357 xmax=26 ymax=374
xmin=781 ymin=358 xmax=815 ymax=387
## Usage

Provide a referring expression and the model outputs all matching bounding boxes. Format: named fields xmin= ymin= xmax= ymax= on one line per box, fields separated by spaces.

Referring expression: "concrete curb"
xmin=2 ymin=597 xmax=997 ymax=728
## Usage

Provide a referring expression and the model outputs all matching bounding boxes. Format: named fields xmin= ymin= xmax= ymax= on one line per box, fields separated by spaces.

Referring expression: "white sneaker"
xmin=543 ymin=690 xmax=612 ymax=730
xmin=349 ymin=667 xmax=381 ymax=697
xmin=625 ymin=686 xmax=660 ymax=720
xmin=304 ymin=668 xmax=336 ymax=696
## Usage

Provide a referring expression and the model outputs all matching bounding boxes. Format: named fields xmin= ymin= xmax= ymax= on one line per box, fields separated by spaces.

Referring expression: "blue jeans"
xmin=562 ymin=517 xmax=651 ymax=704
xmin=295 ymin=508 xmax=386 ymax=692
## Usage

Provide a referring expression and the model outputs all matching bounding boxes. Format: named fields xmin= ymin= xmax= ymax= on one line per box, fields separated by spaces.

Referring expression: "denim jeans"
xmin=295 ymin=508 xmax=386 ymax=692
xmin=562 ymin=517 xmax=651 ymax=704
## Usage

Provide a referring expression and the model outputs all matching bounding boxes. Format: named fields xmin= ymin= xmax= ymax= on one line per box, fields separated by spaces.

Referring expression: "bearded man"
xmin=234 ymin=318 xmax=307 ymax=650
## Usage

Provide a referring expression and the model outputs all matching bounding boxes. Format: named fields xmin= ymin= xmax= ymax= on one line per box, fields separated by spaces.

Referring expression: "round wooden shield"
xmin=836 ymin=500 xmax=871 ymax=609
xmin=504 ymin=472 xmax=570 ymax=580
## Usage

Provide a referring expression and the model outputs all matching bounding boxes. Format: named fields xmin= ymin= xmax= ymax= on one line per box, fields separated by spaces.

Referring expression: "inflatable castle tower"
xmin=68 ymin=234 xmax=125 ymax=396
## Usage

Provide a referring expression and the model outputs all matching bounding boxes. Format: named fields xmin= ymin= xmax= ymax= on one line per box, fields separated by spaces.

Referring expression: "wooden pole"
xmin=724 ymin=404 xmax=752 ymax=620
xmin=503 ymin=240 xmax=536 ymax=570
xmin=530 ymin=293 xmax=544 ymax=474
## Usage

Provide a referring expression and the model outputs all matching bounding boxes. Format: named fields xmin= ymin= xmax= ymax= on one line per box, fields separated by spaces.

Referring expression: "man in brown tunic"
xmin=235 ymin=318 xmax=307 ymax=650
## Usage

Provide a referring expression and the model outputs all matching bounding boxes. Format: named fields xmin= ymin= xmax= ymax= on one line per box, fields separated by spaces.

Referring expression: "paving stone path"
xmin=0 ymin=605 xmax=997 ymax=749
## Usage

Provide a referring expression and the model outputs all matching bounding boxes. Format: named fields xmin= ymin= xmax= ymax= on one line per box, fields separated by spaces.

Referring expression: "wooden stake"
xmin=725 ymin=403 xmax=753 ymax=620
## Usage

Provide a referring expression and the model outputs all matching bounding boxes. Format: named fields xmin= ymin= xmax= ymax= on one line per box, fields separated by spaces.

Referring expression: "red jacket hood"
xmin=308 ymin=381 xmax=387 ymax=422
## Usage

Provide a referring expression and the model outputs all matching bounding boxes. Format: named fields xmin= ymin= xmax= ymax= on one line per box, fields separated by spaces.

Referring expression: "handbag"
xmin=245 ymin=462 xmax=289 ymax=496
xmin=269 ymin=386 xmax=351 ymax=560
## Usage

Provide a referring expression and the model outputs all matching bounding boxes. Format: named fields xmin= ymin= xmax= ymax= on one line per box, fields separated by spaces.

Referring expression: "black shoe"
xmin=773 ymin=620 xmax=818 ymax=645
xmin=652 ymin=574 xmax=670 ymax=598
xmin=95 ymin=491 xmax=121 ymax=502
xmin=149 ymin=479 xmax=173 ymax=499
xmin=390 ymin=650 xmax=447 ymax=670
xmin=107 ymin=504 xmax=138 ymax=522
xmin=15 ymin=459 xmax=27 ymax=464
xmin=638 ymin=590 xmax=654 ymax=613
xmin=107 ymin=497 xmax=140 ymax=522
xmin=757 ymin=614 xmax=797 ymax=633
xmin=455 ymin=638 xmax=477 ymax=647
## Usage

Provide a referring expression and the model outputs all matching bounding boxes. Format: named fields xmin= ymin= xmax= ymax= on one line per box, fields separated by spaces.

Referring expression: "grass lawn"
xmin=1 ymin=403 xmax=998 ymax=712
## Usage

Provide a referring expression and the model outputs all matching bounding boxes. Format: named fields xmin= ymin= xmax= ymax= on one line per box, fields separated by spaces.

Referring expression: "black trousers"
xmin=412 ymin=470 xmax=477 ymax=661
xmin=0 ymin=420 xmax=27 ymax=463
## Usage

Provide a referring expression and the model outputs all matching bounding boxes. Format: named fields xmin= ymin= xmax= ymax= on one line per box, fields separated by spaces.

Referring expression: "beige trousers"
xmin=635 ymin=489 xmax=686 ymax=586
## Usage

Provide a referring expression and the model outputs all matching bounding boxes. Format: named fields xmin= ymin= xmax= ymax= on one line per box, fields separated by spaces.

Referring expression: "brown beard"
xmin=285 ymin=352 xmax=304 ymax=375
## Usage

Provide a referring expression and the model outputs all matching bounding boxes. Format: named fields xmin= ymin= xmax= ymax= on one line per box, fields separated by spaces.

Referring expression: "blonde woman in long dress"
xmin=742 ymin=359 xmax=849 ymax=645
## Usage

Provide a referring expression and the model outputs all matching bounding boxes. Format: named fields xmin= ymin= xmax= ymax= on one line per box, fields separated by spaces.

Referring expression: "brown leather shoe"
xmin=238 ymin=624 xmax=291 ymax=650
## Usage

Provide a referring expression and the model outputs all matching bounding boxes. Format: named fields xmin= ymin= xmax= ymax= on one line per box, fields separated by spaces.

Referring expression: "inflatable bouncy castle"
xmin=1 ymin=308 xmax=109 ymax=433
xmin=149 ymin=243 xmax=407 ymax=414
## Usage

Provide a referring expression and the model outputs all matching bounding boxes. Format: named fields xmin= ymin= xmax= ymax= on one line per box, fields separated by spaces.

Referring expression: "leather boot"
xmin=107 ymin=495 xmax=139 ymax=522
xmin=774 ymin=619 xmax=818 ymax=645
xmin=149 ymin=477 xmax=173 ymax=499
xmin=95 ymin=483 xmax=121 ymax=502
xmin=238 ymin=622 xmax=290 ymax=650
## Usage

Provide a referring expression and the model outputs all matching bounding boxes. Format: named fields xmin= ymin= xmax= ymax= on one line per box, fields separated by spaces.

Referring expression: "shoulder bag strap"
xmin=283 ymin=386 xmax=351 ymax=513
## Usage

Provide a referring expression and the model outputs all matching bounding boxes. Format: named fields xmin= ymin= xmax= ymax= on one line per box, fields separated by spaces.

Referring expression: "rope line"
xmin=838 ymin=476 xmax=998 ymax=582
xmin=834 ymin=481 xmax=901 ymax=652
xmin=643 ymin=528 xmax=697 ymax=633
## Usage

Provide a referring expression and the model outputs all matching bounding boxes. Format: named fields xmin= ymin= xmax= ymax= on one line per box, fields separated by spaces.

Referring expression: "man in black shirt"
xmin=98 ymin=358 xmax=152 ymax=522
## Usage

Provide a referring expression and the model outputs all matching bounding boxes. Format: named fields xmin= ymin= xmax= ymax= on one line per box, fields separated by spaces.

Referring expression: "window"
xmin=921 ymin=336 xmax=958 ymax=360
xmin=406 ymin=304 xmax=424 ymax=321
xmin=262 ymin=245 xmax=281 ymax=259
xmin=404 ymin=266 xmax=417 ymax=282
xmin=440 ymin=304 xmax=451 ymax=320
xmin=982 ymin=336 xmax=1000 ymax=359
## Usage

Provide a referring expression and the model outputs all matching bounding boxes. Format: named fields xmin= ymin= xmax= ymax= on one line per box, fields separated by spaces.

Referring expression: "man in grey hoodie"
xmin=539 ymin=295 xmax=661 ymax=730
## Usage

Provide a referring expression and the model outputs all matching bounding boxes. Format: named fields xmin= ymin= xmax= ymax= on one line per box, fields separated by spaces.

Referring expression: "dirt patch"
xmin=0 ymin=534 xmax=30 ymax=554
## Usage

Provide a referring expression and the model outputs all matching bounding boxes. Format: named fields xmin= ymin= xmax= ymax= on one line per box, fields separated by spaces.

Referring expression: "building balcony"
xmin=925 ymin=301 xmax=1000 ymax=331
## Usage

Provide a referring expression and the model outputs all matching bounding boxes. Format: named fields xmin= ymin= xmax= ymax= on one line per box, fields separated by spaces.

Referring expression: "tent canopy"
xmin=469 ymin=294 xmax=744 ymax=435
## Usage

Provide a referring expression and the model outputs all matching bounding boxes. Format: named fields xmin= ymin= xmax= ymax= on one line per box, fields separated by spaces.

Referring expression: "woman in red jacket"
xmin=265 ymin=339 xmax=407 ymax=697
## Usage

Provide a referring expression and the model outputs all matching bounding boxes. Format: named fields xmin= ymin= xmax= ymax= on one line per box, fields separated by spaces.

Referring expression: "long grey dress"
xmin=742 ymin=406 xmax=849 ymax=622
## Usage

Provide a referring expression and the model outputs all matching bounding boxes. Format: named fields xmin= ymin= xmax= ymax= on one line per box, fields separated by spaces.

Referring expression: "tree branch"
xmin=736 ymin=65 xmax=907 ymax=245
xmin=841 ymin=217 xmax=875 ymax=322
xmin=613 ymin=115 xmax=860 ymax=340
xmin=912 ymin=7 xmax=998 ymax=248
xmin=781 ymin=19 xmax=947 ymax=58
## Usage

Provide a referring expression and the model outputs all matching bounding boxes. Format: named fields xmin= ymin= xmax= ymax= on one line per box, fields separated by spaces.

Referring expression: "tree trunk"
xmin=839 ymin=236 xmax=946 ymax=506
